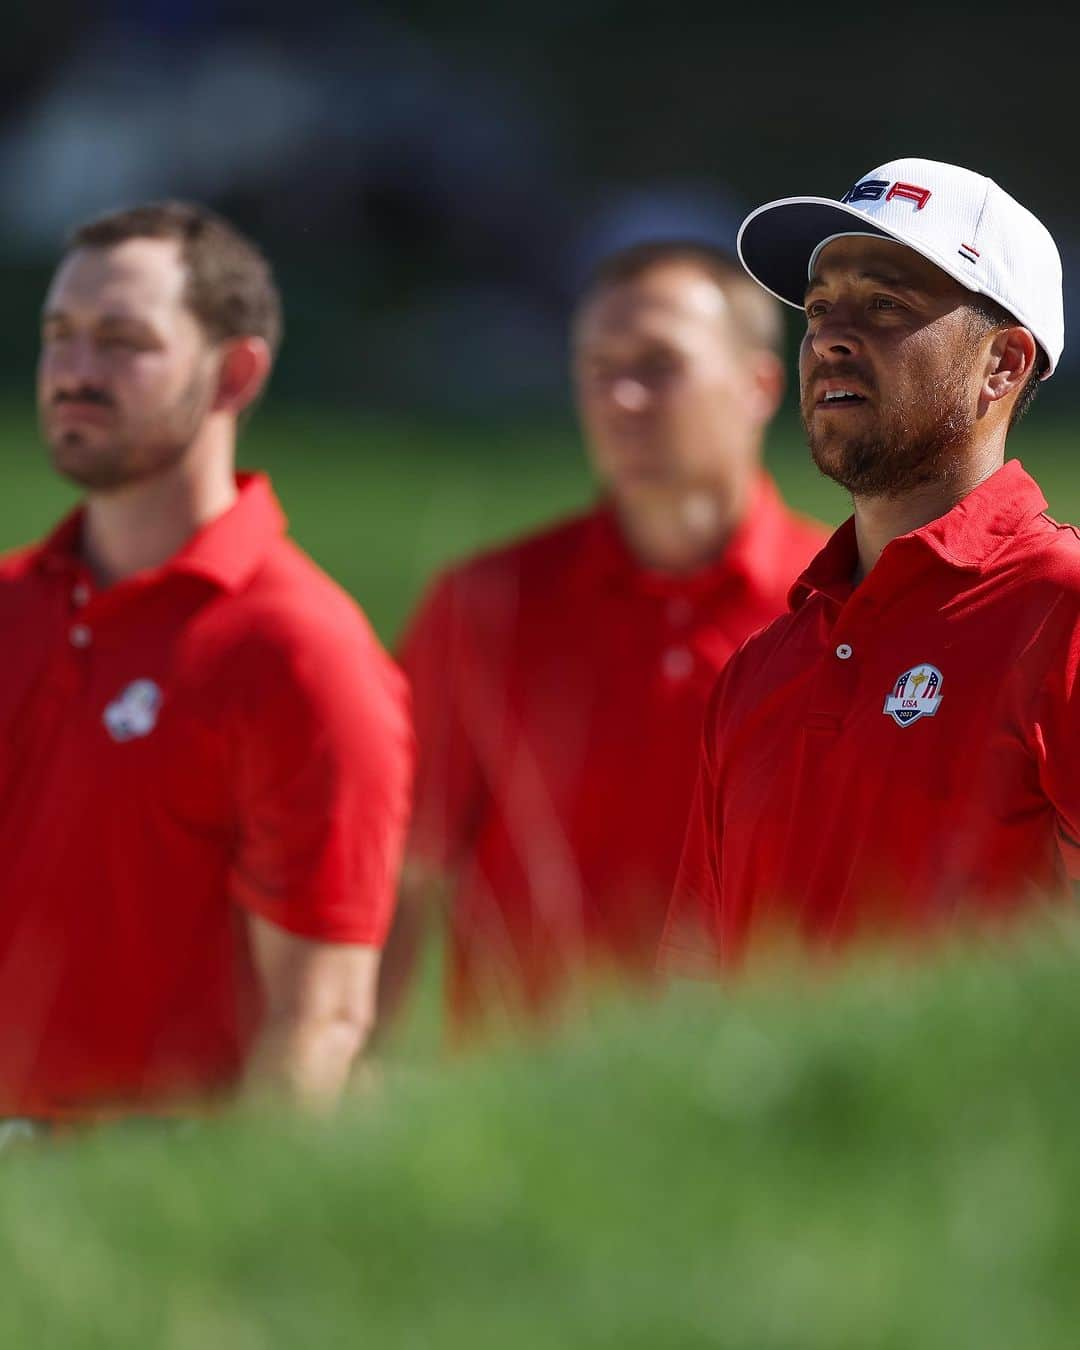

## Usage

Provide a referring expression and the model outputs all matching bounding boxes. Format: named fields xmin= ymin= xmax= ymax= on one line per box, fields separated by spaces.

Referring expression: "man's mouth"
xmin=51 ymin=400 xmax=113 ymax=420
xmin=815 ymin=387 xmax=870 ymax=410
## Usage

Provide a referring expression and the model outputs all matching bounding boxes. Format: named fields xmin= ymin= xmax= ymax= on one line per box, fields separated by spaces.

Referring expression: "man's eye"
xmin=806 ymin=302 xmax=827 ymax=319
xmin=871 ymin=297 xmax=900 ymax=310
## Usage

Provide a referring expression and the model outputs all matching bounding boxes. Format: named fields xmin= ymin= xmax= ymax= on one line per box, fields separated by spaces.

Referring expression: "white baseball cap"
xmin=737 ymin=157 xmax=1064 ymax=376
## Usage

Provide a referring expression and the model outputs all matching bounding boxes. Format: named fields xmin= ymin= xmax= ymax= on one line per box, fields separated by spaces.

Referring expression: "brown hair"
xmin=68 ymin=200 xmax=283 ymax=357
xmin=577 ymin=239 xmax=784 ymax=355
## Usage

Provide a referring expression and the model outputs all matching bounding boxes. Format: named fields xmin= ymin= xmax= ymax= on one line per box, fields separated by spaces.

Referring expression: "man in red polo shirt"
xmin=661 ymin=157 xmax=1080 ymax=974
xmin=385 ymin=242 xmax=826 ymax=1035
xmin=0 ymin=202 xmax=411 ymax=1122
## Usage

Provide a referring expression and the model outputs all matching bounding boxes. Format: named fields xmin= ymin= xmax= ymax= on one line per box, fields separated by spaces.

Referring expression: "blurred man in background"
xmin=0 ymin=202 xmax=411 ymax=1126
xmin=383 ymin=241 xmax=827 ymax=1038
xmin=662 ymin=158 xmax=1080 ymax=975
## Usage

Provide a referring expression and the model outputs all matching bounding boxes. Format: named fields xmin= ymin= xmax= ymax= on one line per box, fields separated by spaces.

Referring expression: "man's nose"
xmin=43 ymin=336 xmax=101 ymax=385
xmin=809 ymin=313 xmax=862 ymax=363
xmin=610 ymin=377 xmax=650 ymax=412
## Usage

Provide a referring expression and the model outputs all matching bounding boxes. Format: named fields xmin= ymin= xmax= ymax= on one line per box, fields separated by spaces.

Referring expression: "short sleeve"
xmin=397 ymin=572 xmax=485 ymax=876
xmin=1036 ymin=600 xmax=1080 ymax=880
xmin=657 ymin=672 xmax=730 ymax=978
xmin=228 ymin=613 xmax=413 ymax=946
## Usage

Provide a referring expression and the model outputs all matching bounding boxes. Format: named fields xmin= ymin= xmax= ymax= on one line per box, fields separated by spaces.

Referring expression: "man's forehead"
xmin=807 ymin=236 xmax=957 ymax=295
xmin=577 ymin=269 xmax=729 ymax=342
xmin=45 ymin=237 xmax=187 ymax=314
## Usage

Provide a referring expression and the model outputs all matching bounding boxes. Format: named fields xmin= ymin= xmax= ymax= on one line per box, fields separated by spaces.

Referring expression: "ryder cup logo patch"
xmin=883 ymin=664 xmax=943 ymax=728
xmin=103 ymin=679 xmax=162 ymax=742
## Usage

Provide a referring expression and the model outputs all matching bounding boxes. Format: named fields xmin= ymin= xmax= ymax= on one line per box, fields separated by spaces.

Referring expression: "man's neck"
xmin=852 ymin=446 xmax=1005 ymax=582
xmin=614 ymin=478 xmax=752 ymax=574
xmin=81 ymin=448 xmax=238 ymax=587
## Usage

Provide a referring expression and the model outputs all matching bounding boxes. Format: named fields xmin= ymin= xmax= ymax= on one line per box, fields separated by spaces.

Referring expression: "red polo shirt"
xmin=399 ymin=476 xmax=826 ymax=1030
xmin=0 ymin=474 xmax=411 ymax=1117
xmin=661 ymin=460 xmax=1080 ymax=974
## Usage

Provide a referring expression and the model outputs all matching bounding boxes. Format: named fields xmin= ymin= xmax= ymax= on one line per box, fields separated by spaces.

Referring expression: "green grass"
xmin=4 ymin=920 xmax=1080 ymax=1347
xmin=4 ymin=404 xmax=1080 ymax=1345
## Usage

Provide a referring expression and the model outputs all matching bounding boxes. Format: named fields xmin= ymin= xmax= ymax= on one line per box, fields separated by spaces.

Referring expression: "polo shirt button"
xmin=835 ymin=643 xmax=853 ymax=660
xmin=72 ymin=583 xmax=90 ymax=607
xmin=662 ymin=647 xmax=694 ymax=680
xmin=69 ymin=623 xmax=92 ymax=648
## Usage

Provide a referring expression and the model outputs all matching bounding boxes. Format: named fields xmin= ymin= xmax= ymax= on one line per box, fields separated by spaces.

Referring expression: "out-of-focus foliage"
xmin=4 ymin=914 xmax=1080 ymax=1347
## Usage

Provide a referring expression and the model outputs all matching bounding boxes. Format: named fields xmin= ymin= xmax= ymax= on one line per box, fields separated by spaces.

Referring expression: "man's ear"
xmin=213 ymin=337 xmax=272 ymax=416
xmin=747 ymin=349 xmax=785 ymax=427
xmin=984 ymin=325 xmax=1038 ymax=409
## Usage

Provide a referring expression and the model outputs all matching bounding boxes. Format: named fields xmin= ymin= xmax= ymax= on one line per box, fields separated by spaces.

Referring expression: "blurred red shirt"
xmin=399 ymin=475 xmax=826 ymax=1031
xmin=0 ymin=474 xmax=412 ymax=1118
xmin=661 ymin=460 xmax=1080 ymax=975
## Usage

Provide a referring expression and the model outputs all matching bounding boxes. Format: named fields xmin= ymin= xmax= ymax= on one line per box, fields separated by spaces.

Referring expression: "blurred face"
xmin=573 ymin=262 xmax=771 ymax=512
xmin=800 ymin=237 xmax=986 ymax=496
xmin=38 ymin=238 xmax=219 ymax=491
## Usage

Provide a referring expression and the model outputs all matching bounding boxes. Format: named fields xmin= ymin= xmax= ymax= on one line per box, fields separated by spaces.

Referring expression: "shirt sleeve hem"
xmin=233 ymin=891 xmax=388 ymax=947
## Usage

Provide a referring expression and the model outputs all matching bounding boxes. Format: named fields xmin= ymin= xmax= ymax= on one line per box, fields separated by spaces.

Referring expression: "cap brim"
xmin=736 ymin=196 xmax=980 ymax=311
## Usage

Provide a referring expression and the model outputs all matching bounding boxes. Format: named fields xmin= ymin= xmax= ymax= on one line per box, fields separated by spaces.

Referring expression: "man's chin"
xmin=47 ymin=436 xmax=130 ymax=492
xmin=804 ymin=416 xmax=887 ymax=489
xmin=808 ymin=434 xmax=959 ymax=499
xmin=809 ymin=442 xmax=885 ymax=496
xmin=808 ymin=438 xmax=856 ymax=485
xmin=608 ymin=474 xmax=684 ymax=511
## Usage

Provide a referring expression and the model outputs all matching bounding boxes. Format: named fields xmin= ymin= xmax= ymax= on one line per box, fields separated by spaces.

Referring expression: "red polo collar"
xmin=790 ymin=459 xmax=1049 ymax=611
xmin=585 ymin=473 xmax=800 ymax=599
xmin=34 ymin=473 xmax=287 ymax=593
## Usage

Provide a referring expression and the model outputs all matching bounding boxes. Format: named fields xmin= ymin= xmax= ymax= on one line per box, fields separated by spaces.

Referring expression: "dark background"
xmin=2 ymin=3 xmax=1076 ymax=416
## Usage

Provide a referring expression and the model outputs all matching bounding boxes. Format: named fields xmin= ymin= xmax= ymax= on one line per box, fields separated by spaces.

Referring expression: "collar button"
xmin=835 ymin=643 xmax=853 ymax=661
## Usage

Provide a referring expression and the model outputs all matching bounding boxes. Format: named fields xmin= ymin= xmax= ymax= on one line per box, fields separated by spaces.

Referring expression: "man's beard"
xmin=42 ymin=369 xmax=212 ymax=492
xmin=802 ymin=366 xmax=974 ymax=498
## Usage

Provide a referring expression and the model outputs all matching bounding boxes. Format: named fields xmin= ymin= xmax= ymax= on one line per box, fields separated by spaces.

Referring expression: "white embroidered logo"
xmin=882 ymin=664 xmax=943 ymax=728
xmin=103 ymin=679 xmax=163 ymax=742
